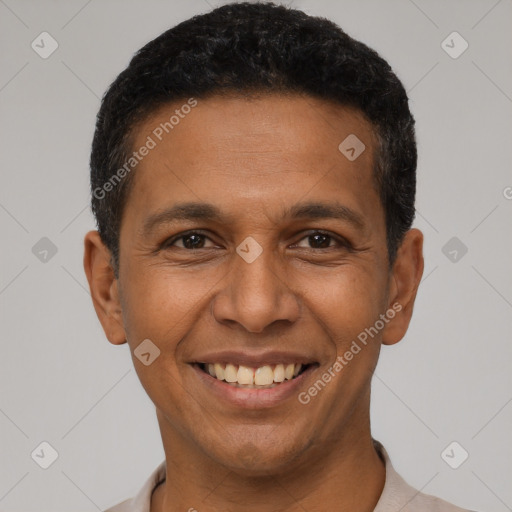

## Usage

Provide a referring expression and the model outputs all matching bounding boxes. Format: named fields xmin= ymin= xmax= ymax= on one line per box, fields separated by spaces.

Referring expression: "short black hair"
xmin=90 ymin=1 xmax=416 ymax=277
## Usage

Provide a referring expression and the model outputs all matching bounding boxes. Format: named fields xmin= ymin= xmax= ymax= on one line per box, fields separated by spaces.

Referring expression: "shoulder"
xmin=102 ymin=461 xmax=166 ymax=512
xmin=373 ymin=440 xmax=478 ymax=512
xmin=103 ymin=498 xmax=131 ymax=512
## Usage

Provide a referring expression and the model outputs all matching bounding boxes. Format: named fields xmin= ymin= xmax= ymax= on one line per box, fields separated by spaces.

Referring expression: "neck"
xmin=151 ymin=409 xmax=385 ymax=512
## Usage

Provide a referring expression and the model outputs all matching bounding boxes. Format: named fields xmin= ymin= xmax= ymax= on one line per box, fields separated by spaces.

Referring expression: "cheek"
xmin=305 ymin=265 xmax=387 ymax=350
xmin=300 ymin=271 xmax=385 ymax=422
xmin=117 ymin=268 xmax=202 ymax=415
xmin=119 ymin=264 xmax=217 ymax=345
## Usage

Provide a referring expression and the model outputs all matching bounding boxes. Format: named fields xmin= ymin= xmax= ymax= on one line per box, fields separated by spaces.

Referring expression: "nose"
xmin=211 ymin=243 xmax=301 ymax=333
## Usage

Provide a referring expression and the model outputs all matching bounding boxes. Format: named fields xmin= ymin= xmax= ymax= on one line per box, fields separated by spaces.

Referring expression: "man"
xmin=83 ymin=2 xmax=475 ymax=511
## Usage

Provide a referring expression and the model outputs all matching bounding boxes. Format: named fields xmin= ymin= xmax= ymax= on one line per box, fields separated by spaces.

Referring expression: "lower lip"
xmin=191 ymin=364 xmax=318 ymax=409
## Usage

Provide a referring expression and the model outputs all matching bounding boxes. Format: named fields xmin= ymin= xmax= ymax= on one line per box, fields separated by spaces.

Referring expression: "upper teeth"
xmin=206 ymin=363 xmax=303 ymax=386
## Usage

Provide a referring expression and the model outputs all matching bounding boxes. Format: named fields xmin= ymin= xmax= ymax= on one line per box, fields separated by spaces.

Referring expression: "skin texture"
xmin=84 ymin=93 xmax=424 ymax=512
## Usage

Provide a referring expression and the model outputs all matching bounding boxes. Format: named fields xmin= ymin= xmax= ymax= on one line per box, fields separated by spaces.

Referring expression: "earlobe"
xmin=381 ymin=228 xmax=424 ymax=346
xmin=83 ymin=230 xmax=127 ymax=345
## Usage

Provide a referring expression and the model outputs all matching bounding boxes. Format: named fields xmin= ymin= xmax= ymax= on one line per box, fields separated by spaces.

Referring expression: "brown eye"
xmin=307 ymin=233 xmax=332 ymax=249
xmin=163 ymin=231 xmax=216 ymax=250
xmin=294 ymin=231 xmax=347 ymax=250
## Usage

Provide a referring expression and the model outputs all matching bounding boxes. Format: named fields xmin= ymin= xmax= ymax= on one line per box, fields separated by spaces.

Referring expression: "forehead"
xmin=134 ymin=93 xmax=376 ymax=165
xmin=123 ymin=93 xmax=382 ymax=231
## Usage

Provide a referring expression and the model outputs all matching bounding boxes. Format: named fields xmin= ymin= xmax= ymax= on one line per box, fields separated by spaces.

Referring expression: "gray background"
xmin=0 ymin=0 xmax=511 ymax=510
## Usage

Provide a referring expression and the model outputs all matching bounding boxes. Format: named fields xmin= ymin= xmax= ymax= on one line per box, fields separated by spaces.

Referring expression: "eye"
xmin=293 ymin=231 xmax=348 ymax=250
xmin=162 ymin=231 xmax=217 ymax=250
xmin=161 ymin=229 xmax=350 ymax=252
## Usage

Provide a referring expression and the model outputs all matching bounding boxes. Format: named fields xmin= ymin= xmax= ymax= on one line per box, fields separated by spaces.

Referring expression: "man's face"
xmin=106 ymin=94 xmax=403 ymax=474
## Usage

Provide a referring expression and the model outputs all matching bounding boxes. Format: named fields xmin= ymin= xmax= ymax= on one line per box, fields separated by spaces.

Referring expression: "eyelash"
xmin=161 ymin=229 xmax=350 ymax=251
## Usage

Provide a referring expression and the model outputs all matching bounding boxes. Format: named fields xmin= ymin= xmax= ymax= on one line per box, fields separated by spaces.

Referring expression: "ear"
xmin=381 ymin=228 xmax=424 ymax=346
xmin=83 ymin=230 xmax=127 ymax=345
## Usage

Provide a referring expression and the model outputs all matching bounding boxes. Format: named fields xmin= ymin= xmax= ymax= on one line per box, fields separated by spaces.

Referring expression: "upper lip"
xmin=191 ymin=350 xmax=318 ymax=367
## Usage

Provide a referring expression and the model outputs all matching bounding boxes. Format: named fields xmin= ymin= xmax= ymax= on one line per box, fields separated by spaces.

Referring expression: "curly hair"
xmin=90 ymin=1 xmax=416 ymax=277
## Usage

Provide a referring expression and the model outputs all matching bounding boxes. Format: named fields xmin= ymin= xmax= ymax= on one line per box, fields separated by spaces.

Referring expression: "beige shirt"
xmin=104 ymin=440 xmax=474 ymax=512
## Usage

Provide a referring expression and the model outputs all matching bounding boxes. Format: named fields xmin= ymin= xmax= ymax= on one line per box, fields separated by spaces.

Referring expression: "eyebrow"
xmin=142 ymin=200 xmax=366 ymax=236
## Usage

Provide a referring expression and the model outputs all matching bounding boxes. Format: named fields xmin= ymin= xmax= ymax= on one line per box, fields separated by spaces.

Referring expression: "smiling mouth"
xmin=196 ymin=362 xmax=314 ymax=388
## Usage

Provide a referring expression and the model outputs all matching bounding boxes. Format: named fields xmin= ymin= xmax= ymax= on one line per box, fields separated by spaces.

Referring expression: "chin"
xmin=208 ymin=435 xmax=310 ymax=477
